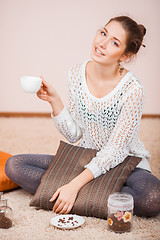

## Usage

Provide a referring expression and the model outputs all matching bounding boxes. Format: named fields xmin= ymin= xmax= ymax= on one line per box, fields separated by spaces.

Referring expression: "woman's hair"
xmin=107 ymin=16 xmax=146 ymax=55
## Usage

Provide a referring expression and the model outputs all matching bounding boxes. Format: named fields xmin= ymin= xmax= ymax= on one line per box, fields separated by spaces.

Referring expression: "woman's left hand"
xmin=49 ymin=183 xmax=79 ymax=214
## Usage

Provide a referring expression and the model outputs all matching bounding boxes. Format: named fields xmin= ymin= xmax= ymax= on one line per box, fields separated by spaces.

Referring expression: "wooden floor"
xmin=0 ymin=112 xmax=160 ymax=118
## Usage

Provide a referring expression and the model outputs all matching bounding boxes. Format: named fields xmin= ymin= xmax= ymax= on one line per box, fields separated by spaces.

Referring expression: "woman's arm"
xmin=37 ymin=75 xmax=83 ymax=143
xmin=50 ymin=168 xmax=94 ymax=214
xmin=51 ymin=67 xmax=83 ymax=143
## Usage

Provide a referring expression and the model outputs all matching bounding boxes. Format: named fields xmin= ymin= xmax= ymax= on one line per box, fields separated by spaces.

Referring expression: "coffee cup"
xmin=20 ymin=76 xmax=42 ymax=93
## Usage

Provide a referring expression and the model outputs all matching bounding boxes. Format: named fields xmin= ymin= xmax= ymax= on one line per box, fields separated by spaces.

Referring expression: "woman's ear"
xmin=120 ymin=52 xmax=132 ymax=62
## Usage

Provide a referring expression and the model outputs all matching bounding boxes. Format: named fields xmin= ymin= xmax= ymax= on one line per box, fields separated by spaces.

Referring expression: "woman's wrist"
xmin=69 ymin=168 xmax=94 ymax=191
xmin=50 ymin=96 xmax=64 ymax=117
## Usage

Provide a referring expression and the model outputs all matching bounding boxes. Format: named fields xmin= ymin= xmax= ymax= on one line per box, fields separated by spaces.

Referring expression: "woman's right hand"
xmin=37 ymin=76 xmax=64 ymax=116
xmin=37 ymin=76 xmax=58 ymax=104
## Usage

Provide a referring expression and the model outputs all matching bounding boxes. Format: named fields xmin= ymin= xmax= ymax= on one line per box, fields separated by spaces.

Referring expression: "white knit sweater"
xmin=52 ymin=60 xmax=151 ymax=178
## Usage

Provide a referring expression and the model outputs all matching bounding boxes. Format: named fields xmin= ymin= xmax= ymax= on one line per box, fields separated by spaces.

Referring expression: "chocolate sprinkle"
xmin=108 ymin=214 xmax=132 ymax=233
xmin=0 ymin=212 xmax=12 ymax=229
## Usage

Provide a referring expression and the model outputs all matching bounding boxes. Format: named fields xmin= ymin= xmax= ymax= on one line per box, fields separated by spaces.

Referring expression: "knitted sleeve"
xmin=52 ymin=67 xmax=83 ymax=143
xmin=85 ymin=85 xmax=145 ymax=178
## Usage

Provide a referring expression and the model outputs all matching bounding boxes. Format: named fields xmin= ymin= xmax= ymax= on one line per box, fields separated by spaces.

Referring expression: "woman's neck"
xmin=92 ymin=61 xmax=120 ymax=83
xmin=85 ymin=60 xmax=128 ymax=98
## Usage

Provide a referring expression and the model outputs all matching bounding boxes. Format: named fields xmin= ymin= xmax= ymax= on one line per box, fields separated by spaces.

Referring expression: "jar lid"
xmin=107 ymin=192 xmax=134 ymax=211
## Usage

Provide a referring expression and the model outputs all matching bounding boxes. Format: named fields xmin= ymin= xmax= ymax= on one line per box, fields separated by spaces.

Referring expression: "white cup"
xmin=20 ymin=76 xmax=42 ymax=93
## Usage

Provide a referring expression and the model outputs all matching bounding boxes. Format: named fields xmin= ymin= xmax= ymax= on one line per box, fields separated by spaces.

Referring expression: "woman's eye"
xmin=101 ymin=31 xmax=106 ymax=36
xmin=113 ymin=41 xmax=118 ymax=47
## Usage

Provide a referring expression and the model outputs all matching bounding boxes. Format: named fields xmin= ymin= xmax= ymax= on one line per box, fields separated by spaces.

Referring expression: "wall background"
xmin=0 ymin=0 xmax=160 ymax=114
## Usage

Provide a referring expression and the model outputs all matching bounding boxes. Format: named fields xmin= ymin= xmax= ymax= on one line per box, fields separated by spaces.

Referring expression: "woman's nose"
xmin=99 ymin=38 xmax=108 ymax=48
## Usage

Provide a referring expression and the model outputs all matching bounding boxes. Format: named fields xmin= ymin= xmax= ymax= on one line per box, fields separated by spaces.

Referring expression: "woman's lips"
xmin=94 ymin=47 xmax=105 ymax=56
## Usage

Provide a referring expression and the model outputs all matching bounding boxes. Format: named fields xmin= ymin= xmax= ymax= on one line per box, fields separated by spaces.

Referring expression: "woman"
xmin=5 ymin=16 xmax=160 ymax=217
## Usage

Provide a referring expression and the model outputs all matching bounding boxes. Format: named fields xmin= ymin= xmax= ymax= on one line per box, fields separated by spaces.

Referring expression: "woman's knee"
xmin=135 ymin=195 xmax=160 ymax=217
xmin=134 ymin=176 xmax=160 ymax=217
xmin=5 ymin=155 xmax=22 ymax=181
xmin=5 ymin=156 xmax=15 ymax=176
xmin=123 ymin=169 xmax=160 ymax=217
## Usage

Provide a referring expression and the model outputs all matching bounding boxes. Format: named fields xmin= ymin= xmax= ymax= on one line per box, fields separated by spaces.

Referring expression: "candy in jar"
xmin=107 ymin=192 xmax=134 ymax=233
xmin=0 ymin=199 xmax=13 ymax=229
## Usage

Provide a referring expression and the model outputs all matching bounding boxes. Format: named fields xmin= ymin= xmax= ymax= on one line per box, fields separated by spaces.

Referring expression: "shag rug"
xmin=0 ymin=117 xmax=160 ymax=240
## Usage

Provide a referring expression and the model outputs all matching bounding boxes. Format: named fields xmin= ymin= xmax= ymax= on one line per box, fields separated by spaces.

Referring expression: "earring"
xmin=119 ymin=61 xmax=124 ymax=75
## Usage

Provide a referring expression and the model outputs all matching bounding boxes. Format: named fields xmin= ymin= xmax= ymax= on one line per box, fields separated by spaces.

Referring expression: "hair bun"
xmin=139 ymin=24 xmax=146 ymax=37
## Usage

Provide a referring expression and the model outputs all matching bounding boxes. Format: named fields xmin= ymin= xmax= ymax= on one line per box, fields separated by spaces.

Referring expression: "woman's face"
xmin=91 ymin=21 xmax=128 ymax=65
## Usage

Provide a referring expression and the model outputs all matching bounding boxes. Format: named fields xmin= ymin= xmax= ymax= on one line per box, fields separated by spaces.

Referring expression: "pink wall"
xmin=0 ymin=0 xmax=160 ymax=114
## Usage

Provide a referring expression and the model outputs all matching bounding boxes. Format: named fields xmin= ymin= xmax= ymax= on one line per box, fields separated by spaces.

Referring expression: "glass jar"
xmin=0 ymin=199 xmax=13 ymax=229
xmin=0 ymin=192 xmax=3 ymax=200
xmin=107 ymin=192 xmax=134 ymax=233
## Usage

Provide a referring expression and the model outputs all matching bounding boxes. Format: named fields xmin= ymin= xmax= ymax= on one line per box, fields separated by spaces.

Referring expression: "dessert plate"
xmin=50 ymin=214 xmax=85 ymax=229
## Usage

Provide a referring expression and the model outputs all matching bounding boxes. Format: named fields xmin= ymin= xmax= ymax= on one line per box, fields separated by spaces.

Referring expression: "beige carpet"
xmin=0 ymin=117 xmax=160 ymax=240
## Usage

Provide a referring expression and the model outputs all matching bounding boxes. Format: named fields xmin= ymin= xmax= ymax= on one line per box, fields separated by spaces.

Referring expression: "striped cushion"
xmin=30 ymin=141 xmax=141 ymax=219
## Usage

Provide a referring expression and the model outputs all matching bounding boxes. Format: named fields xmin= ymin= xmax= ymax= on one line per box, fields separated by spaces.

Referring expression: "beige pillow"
xmin=30 ymin=141 xmax=141 ymax=219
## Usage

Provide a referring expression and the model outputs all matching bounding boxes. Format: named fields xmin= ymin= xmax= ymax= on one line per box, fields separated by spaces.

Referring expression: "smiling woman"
xmin=5 ymin=15 xmax=160 ymax=218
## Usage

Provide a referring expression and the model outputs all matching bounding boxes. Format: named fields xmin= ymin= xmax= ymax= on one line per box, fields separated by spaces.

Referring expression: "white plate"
xmin=50 ymin=214 xmax=85 ymax=229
